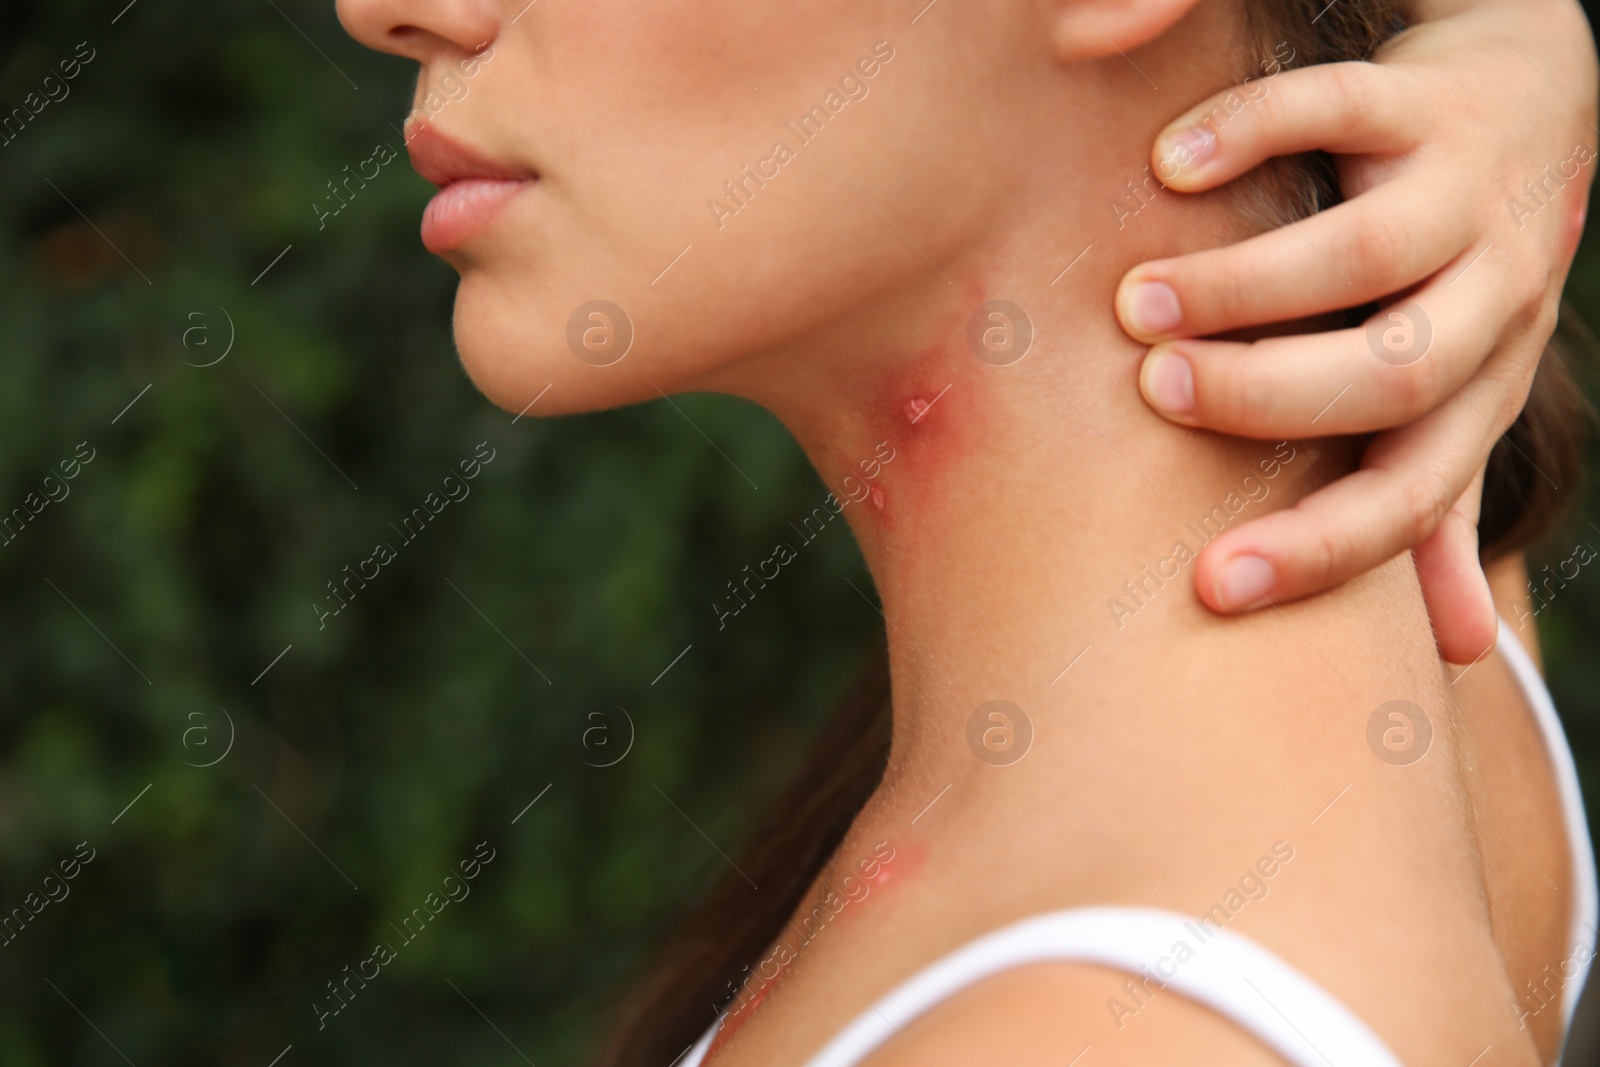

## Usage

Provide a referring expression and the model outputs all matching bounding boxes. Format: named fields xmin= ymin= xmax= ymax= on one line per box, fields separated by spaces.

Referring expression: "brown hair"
xmin=597 ymin=3 xmax=1590 ymax=1063
xmin=1482 ymin=316 xmax=1592 ymax=561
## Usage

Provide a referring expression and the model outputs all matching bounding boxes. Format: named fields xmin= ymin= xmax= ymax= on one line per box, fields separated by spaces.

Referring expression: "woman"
xmin=337 ymin=0 xmax=1598 ymax=1063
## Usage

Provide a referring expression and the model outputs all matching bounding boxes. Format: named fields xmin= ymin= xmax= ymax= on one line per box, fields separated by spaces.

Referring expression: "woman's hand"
xmin=1114 ymin=0 xmax=1598 ymax=664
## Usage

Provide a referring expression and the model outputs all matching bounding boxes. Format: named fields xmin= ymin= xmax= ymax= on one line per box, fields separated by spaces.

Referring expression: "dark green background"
xmin=1 ymin=2 xmax=1596 ymax=1064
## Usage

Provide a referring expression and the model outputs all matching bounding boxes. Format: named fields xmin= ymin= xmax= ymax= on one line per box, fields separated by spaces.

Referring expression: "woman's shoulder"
xmin=854 ymin=959 xmax=1286 ymax=1067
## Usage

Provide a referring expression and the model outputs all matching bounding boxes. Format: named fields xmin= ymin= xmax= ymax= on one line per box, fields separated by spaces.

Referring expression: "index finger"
xmin=1152 ymin=61 xmax=1428 ymax=192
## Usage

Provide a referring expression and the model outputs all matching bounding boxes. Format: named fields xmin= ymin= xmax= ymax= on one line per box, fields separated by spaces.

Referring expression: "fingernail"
xmin=1125 ymin=281 xmax=1182 ymax=337
xmin=1159 ymin=126 xmax=1216 ymax=174
xmin=1216 ymin=555 xmax=1276 ymax=611
xmin=1141 ymin=350 xmax=1194 ymax=416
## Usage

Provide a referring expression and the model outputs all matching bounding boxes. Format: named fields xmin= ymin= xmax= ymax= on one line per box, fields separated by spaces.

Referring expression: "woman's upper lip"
xmin=404 ymin=124 xmax=535 ymax=188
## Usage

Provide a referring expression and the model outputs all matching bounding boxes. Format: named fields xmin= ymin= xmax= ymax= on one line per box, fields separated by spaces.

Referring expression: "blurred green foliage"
xmin=1 ymin=2 xmax=1598 ymax=1065
xmin=0 ymin=3 xmax=878 ymax=1063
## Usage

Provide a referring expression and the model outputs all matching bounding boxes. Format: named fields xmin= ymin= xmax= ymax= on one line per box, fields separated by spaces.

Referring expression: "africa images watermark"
xmin=1367 ymin=700 xmax=1433 ymax=766
xmin=313 ymin=840 xmax=497 ymax=1030
xmin=966 ymin=700 xmax=1033 ymax=767
xmin=0 ymin=441 xmax=97 ymax=549
xmin=314 ymin=43 xmax=498 ymax=231
xmin=1507 ymin=141 xmax=1596 ymax=230
xmin=399 ymin=43 xmax=496 ymax=143
xmin=1110 ymin=41 xmax=1297 ymax=231
xmin=0 ymin=841 xmax=96 ymax=949
xmin=1105 ymin=442 xmax=1304 ymax=629
xmin=1508 ymin=533 xmax=1599 ymax=631
xmin=314 ymin=442 xmax=497 ymax=630
xmin=705 ymin=41 xmax=897 ymax=231
xmin=716 ymin=839 xmax=898 ymax=1024
xmin=314 ymin=142 xmax=401 ymax=231
xmin=1106 ymin=840 xmax=1297 ymax=1029
xmin=712 ymin=440 xmax=896 ymax=630
xmin=1 ymin=40 xmax=96 ymax=148
xmin=1509 ymin=923 xmax=1600 ymax=1031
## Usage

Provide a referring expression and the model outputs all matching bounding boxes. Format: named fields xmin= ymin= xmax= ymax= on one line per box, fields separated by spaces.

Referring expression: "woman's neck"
xmin=824 ymin=310 xmax=1336 ymax=758
xmin=708 ymin=237 xmax=1434 ymax=829
xmin=685 ymin=52 xmax=1453 ymax=843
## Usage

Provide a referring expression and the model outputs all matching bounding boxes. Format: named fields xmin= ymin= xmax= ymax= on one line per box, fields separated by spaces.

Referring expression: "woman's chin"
xmin=448 ymin=284 xmax=663 ymax=418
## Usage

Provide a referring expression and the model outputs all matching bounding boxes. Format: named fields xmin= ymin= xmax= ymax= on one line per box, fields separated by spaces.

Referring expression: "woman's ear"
xmin=1037 ymin=0 xmax=1208 ymax=60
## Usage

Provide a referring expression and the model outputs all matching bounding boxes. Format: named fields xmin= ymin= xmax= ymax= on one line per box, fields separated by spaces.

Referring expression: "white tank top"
xmin=682 ymin=619 xmax=1598 ymax=1067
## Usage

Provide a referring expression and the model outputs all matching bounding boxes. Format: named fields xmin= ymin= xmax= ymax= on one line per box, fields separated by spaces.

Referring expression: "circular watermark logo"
xmin=567 ymin=300 xmax=633 ymax=367
xmin=966 ymin=700 xmax=1033 ymax=766
xmin=581 ymin=707 xmax=635 ymax=768
xmin=966 ymin=300 xmax=1033 ymax=367
xmin=181 ymin=706 xmax=236 ymax=768
xmin=180 ymin=307 xmax=234 ymax=368
xmin=1366 ymin=301 xmax=1432 ymax=367
xmin=1366 ymin=700 xmax=1432 ymax=766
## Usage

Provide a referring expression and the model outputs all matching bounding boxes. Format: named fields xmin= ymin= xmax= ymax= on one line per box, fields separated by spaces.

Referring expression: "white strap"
xmin=678 ymin=624 xmax=1594 ymax=1067
xmin=678 ymin=1017 xmax=718 ymax=1067
xmin=795 ymin=907 xmax=1400 ymax=1067
xmin=681 ymin=907 xmax=1400 ymax=1067
xmin=1495 ymin=618 xmax=1598 ymax=1030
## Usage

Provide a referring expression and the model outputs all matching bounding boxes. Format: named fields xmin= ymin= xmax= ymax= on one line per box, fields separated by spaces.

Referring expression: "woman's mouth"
xmin=405 ymin=124 xmax=536 ymax=253
xmin=420 ymin=179 xmax=530 ymax=252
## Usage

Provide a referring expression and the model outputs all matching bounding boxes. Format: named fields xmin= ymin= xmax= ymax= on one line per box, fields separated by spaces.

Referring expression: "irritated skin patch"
xmin=826 ymin=359 xmax=967 ymax=532
xmin=866 ymin=348 xmax=974 ymax=533
xmin=704 ymin=839 xmax=912 ymax=1060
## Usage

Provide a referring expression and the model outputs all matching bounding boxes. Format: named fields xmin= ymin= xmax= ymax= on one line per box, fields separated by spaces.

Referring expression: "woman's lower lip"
xmin=420 ymin=178 xmax=532 ymax=252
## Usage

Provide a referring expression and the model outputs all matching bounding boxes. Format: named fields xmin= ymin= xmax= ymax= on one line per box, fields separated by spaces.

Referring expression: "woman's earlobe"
xmin=1038 ymin=0 xmax=1208 ymax=62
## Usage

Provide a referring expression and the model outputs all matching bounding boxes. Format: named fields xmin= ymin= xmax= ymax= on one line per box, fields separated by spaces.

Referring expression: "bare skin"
xmin=702 ymin=428 xmax=1573 ymax=1067
xmin=1465 ymin=556 xmax=1575 ymax=1058
xmin=1130 ymin=0 xmax=1597 ymax=662
xmin=705 ymin=392 xmax=1573 ymax=1067
xmin=696 ymin=536 xmax=1571 ymax=1067
xmin=695 ymin=10 xmax=1577 ymax=1058
xmin=332 ymin=0 xmax=1595 ymax=1061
